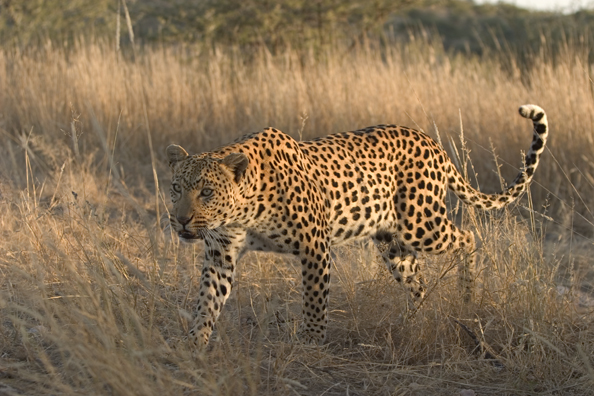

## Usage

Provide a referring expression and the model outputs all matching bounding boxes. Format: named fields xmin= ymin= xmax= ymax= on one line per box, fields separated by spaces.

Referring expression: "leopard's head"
xmin=166 ymin=144 xmax=249 ymax=243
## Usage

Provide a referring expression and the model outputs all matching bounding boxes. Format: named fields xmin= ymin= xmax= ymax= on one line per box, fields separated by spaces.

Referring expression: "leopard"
xmin=166 ymin=104 xmax=548 ymax=348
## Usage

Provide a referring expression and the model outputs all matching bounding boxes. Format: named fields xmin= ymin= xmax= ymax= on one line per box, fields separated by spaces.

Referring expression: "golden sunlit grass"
xmin=0 ymin=39 xmax=593 ymax=395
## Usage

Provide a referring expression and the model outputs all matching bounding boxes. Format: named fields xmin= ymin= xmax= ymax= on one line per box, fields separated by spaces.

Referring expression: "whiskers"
xmin=164 ymin=213 xmax=230 ymax=255
xmin=203 ymin=228 xmax=227 ymax=258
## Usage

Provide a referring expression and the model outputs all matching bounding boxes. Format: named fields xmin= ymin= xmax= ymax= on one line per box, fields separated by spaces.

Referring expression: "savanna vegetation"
xmin=0 ymin=1 xmax=593 ymax=395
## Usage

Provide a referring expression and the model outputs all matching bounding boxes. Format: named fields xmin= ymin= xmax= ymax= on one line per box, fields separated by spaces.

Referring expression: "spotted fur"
xmin=167 ymin=104 xmax=548 ymax=348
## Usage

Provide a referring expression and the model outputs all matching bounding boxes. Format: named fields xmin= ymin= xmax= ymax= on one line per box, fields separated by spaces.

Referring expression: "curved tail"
xmin=448 ymin=104 xmax=548 ymax=210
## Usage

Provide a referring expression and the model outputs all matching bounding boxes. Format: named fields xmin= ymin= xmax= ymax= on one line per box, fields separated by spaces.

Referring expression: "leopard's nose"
xmin=177 ymin=215 xmax=193 ymax=226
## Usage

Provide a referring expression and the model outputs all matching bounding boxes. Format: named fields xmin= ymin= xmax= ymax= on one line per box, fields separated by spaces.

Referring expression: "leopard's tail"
xmin=447 ymin=104 xmax=548 ymax=210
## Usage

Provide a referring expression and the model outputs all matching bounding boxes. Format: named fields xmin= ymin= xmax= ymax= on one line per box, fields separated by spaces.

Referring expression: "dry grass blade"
xmin=451 ymin=317 xmax=505 ymax=369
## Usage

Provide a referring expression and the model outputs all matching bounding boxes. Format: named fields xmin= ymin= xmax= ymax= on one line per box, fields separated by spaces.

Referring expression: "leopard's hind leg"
xmin=414 ymin=217 xmax=477 ymax=303
xmin=372 ymin=232 xmax=427 ymax=303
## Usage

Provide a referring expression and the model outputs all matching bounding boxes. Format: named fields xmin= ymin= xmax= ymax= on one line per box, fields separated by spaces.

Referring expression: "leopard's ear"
xmin=166 ymin=145 xmax=189 ymax=169
xmin=221 ymin=153 xmax=249 ymax=183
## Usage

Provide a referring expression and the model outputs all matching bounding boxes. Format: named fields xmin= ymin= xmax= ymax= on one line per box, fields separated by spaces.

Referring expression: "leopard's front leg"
xmin=189 ymin=230 xmax=245 ymax=348
xmin=297 ymin=237 xmax=332 ymax=345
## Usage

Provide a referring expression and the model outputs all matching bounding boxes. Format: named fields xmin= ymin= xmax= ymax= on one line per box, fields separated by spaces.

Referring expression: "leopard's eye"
xmin=201 ymin=188 xmax=213 ymax=197
xmin=172 ymin=183 xmax=182 ymax=193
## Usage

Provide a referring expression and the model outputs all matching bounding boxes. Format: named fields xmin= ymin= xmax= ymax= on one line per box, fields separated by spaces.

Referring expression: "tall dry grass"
xmin=0 ymin=39 xmax=593 ymax=395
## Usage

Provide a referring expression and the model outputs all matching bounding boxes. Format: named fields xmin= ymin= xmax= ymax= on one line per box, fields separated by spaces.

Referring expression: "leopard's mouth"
xmin=178 ymin=230 xmax=203 ymax=243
